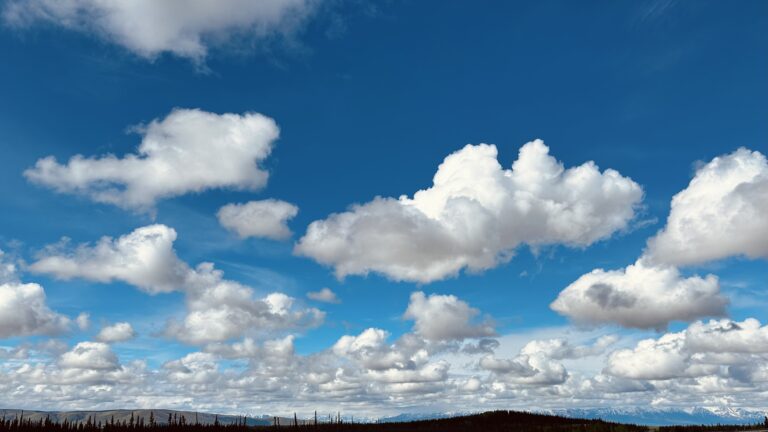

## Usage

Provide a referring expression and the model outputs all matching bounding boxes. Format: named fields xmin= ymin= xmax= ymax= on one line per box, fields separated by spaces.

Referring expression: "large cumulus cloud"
xmin=552 ymin=147 xmax=767 ymax=330
xmin=24 ymin=108 xmax=279 ymax=212
xmin=0 ymin=282 xmax=72 ymax=338
xmin=646 ymin=148 xmax=768 ymax=266
xmin=404 ymin=291 xmax=495 ymax=342
xmin=296 ymin=140 xmax=643 ymax=283
xmin=30 ymin=224 xmax=187 ymax=294
xmin=0 ymin=251 xmax=75 ymax=338
xmin=605 ymin=318 xmax=768 ymax=382
xmin=551 ymin=259 xmax=728 ymax=330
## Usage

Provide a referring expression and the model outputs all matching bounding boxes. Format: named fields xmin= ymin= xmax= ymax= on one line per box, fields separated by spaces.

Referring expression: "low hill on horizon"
xmin=0 ymin=410 xmax=652 ymax=431
xmin=2 ymin=408 xmax=766 ymax=431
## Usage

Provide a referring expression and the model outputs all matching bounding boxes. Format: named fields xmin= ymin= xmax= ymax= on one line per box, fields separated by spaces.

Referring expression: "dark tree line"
xmin=0 ymin=412 xmax=251 ymax=432
xmin=657 ymin=416 xmax=768 ymax=432
xmin=1 ymin=410 xmax=766 ymax=432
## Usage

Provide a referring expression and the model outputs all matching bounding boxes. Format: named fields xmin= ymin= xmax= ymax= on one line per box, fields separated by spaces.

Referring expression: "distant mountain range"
xmin=381 ymin=407 xmax=768 ymax=426
xmin=1 ymin=406 xmax=766 ymax=427
xmin=549 ymin=407 xmax=767 ymax=426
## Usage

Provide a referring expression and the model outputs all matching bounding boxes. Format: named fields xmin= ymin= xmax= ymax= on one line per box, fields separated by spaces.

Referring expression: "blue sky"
xmin=0 ymin=0 xmax=767 ymax=416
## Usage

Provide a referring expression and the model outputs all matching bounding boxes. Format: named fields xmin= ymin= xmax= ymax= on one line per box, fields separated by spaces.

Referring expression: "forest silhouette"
xmin=2 ymin=410 xmax=767 ymax=432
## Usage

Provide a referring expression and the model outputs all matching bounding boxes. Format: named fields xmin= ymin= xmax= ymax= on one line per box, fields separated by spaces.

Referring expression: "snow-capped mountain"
xmin=379 ymin=412 xmax=465 ymax=423
xmin=544 ymin=407 xmax=767 ymax=426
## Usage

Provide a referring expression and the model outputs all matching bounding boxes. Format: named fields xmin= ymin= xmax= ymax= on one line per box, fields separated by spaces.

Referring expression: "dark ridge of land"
xmin=1 ymin=409 xmax=766 ymax=432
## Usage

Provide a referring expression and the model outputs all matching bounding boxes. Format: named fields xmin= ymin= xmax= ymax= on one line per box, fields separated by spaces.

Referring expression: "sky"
xmin=0 ymin=0 xmax=767 ymax=418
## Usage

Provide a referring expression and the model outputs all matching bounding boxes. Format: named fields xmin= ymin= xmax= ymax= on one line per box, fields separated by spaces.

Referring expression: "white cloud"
xmin=0 ymin=254 xmax=73 ymax=338
xmin=75 ymin=312 xmax=90 ymax=330
xmin=646 ymin=148 xmax=768 ymax=266
xmin=4 ymin=317 xmax=768 ymax=414
xmin=164 ymin=352 xmax=220 ymax=385
xmin=479 ymin=335 xmax=617 ymax=387
xmin=404 ymin=291 xmax=495 ymax=342
xmin=95 ymin=322 xmax=136 ymax=343
xmin=0 ymin=282 xmax=72 ymax=338
xmin=30 ymin=224 xmax=188 ymax=294
xmin=550 ymin=259 xmax=727 ymax=330
xmin=0 ymin=250 xmax=17 ymax=283
xmin=206 ymin=335 xmax=295 ymax=361
xmin=30 ymin=224 xmax=324 ymax=345
xmin=296 ymin=140 xmax=643 ymax=283
xmin=685 ymin=318 xmax=768 ymax=354
xmin=328 ymin=327 xmax=451 ymax=397
xmin=166 ymin=263 xmax=324 ymax=344
xmin=332 ymin=329 xmax=429 ymax=372
xmin=605 ymin=333 xmax=702 ymax=380
xmin=218 ymin=199 xmax=298 ymax=240
xmin=306 ymin=287 xmax=339 ymax=303
xmin=480 ymin=354 xmax=568 ymax=386
xmin=3 ymin=0 xmax=318 ymax=61
xmin=520 ymin=335 xmax=618 ymax=360
xmin=59 ymin=342 xmax=119 ymax=370
xmin=24 ymin=108 xmax=279 ymax=212
xmin=604 ymin=318 xmax=768 ymax=382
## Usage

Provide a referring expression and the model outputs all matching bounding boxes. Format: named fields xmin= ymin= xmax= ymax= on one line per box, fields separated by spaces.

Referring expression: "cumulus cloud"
xmin=5 ymin=315 xmax=768 ymax=413
xmin=404 ymin=291 xmax=495 ymax=341
xmin=164 ymin=352 xmax=220 ymax=385
xmin=333 ymin=328 xmax=429 ymax=371
xmin=605 ymin=333 xmax=702 ymax=380
xmin=306 ymin=287 xmax=340 ymax=303
xmin=479 ymin=353 xmax=568 ymax=386
xmin=551 ymin=259 xmax=728 ymax=330
xmin=30 ymin=224 xmax=188 ymax=294
xmin=0 ymin=254 xmax=73 ymax=338
xmin=95 ymin=322 xmax=136 ymax=343
xmin=75 ymin=312 xmax=90 ymax=330
xmin=605 ymin=318 xmax=768 ymax=382
xmin=218 ymin=199 xmax=298 ymax=240
xmin=206 ymin=335 xmax=295 ymax=361
xmin=2 ymin=0 xmax=318 ymax=61
xmin=315 ymin=294 xmax=499 ymax=396
xmin=0 ymin=282 xmax=72 ymax=338
xmin=166 ymin=263 xmax=324 ymax=344
xmin=685 ymin=318 xmax=768 ymax=354
xmin=479 ymin=335 xmax=618 ymax=387
xmin=30 ymin=224 xmax=323 ymax=345
xmin=328 ymin=327 xmax=451 ymax=397
xmin=520 ymin=335 xmax=618 ymax=360
xmin=646 ymin=148 xmax=768 ymax=266
xmin=24 ymin=108 xmax=279 ymax=212
xmin=59 ymin=342 xmax=119 ymax=371
xmin=296 ymin=140 xmax=643 ymax=283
